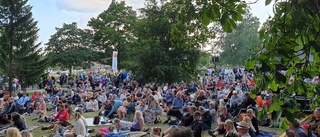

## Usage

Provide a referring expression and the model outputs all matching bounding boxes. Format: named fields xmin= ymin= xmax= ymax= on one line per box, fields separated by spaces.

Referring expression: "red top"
xmin=54 ymin=109 xmax=69 ymax=122
xmin=31 ymin=93 xmax=37 ymax=101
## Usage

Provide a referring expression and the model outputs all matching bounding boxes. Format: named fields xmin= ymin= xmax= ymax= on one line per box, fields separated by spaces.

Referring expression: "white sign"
xmin=112 ymin=51 xmax=118 ymax=73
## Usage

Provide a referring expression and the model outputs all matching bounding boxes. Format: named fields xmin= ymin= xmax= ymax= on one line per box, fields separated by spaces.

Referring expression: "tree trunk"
xmin=8 ymin=0 xmax=14 ymax=95
xmin=69 ymin=66 xmax=72 ymax=75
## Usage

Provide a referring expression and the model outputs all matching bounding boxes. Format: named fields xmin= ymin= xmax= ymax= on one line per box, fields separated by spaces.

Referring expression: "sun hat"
xmin=237 ymin=121 xmax=249 ymax=129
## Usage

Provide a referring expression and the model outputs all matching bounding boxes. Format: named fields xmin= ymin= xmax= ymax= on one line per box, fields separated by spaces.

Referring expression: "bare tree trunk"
xmin=69 ymin=66 xmax=72 ymax=76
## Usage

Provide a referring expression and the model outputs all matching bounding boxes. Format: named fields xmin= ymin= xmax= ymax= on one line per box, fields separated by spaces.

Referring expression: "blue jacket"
xmin=172 ymin=98 xmax=183 ymax=109
xmin=164 ymin=93 xmax=175 ymax=103
xmin=107 ymin=100 xmax=122 ymax=117
xmin=1 ymin=102 xmax=15 ymax=115
xmin=18 ymin=96 xmax=30 ymax=106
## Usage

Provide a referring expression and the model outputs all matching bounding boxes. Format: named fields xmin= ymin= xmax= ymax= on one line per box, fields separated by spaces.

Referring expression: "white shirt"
xmin=80 ymin=115 xmax=88 ymax=127
xmin=73 ymin=119 xmax=86 ymax=136
xmin=97 ymin=95 xmax=106 ymax=103
xmin=86 ymin=99 xmax=99 ymax=111
xmin=154 ymin=93 xmax=162 ymax=100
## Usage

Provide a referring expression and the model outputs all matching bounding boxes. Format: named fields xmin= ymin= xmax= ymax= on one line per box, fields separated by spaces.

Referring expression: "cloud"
xmin=56 ymin=0 xmax=113 ymax=13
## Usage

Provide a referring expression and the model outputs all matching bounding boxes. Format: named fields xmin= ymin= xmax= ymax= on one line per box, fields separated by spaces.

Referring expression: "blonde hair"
xmin=219 ymin=99 xmax=225 ymax=108
xmin=74 ymin=112 xmax=82 ymax=120
xmin=243 ymin=116 xmax=256 ymax=132
xmin=246 ymin=109 xmax=255 ymax=117
xmin=225 ymin=120 xmax=237 ymax=133
xmin=6 ymin=127 xmax=21 ymax=137
xmin=21 ymin=130 xmax=33 ymax=137
xmin=134 ymin=111 xmax=144 ymax=125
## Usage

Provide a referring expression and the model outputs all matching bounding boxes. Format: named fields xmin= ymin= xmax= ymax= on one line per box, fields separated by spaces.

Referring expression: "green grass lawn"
xmin=1 ymin=104 xmax=285 ymax=137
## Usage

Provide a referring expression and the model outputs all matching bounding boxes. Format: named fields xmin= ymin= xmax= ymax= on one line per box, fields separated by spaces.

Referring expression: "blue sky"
xmin=27 ymin=0 xmax=273 ymax=47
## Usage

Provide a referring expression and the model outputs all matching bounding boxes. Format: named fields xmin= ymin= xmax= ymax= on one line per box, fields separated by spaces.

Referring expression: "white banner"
xmin=112 ymin=51 xmax=118 ymax=73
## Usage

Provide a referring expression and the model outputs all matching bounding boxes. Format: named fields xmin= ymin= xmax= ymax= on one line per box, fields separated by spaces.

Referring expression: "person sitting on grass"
xmin=71 ymin=92 xmax=81 ymax=105
xmin=117 ymin=97 xmax=130 ymax=120
xmin=237 ymin=121 xmax=251 ymax=137
xmin=163 ymin=92 xmax=184 ymax=124
xmin=208 ymin=106 xmax=233 ymax=136
xmin=83 ymin=97 xmax=99 ymax=112
xmin=0 ymin=97 xmax=15 ymax=124
xmin=41 ymin=103 xmax=69 ymax=130
xmin=11 ymin=113 xmax=27 ymax=131
xmin=246 ymin=109 xmax=259 ymax=135
xmin=130 ymin=111 xmax=144 ymax=132
xmin=191 ymin=111 xmax=203 ymax=137
xmin=105 ymin=100 xmax=122 ymax=120
xmin=143 ymin=95 xmax=163 ymax=126
xmin=114 ymin=119 xmax=133 ymax=131
xmin=6 ymin=127 xmax=22 ymax=137
xmin=101 ymin=100 xmax=112 ymax=118
xmin=199 ymin=106 xmax=212 ymax=130
xmin=17 ymin=93 xmax=29 ymax=108
xmin=209 ymin=119 xmax=239 ymax=137
xmin=179 ymin=106 xmax=196 ymax=127
xmin=65 ymin=112 xmax=86 ymax=137
xmin=33 ymin=98 xmax=46 ymax=114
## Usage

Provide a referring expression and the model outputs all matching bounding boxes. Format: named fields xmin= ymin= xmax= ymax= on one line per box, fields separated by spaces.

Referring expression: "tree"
xmin=246 ymin=0 xmax=320 ymax=128
xmin=0 ymin=0 xmax=47 ymax=91
xmin=88 ymin=0 xmax=137 ymax=68
xmin=129 ymin=0 xmax=214 ymax=84
xmin=219 ymin=9 xmax=262 ymax=66
xmin=45 ymin=23 xmax=94 ymax=74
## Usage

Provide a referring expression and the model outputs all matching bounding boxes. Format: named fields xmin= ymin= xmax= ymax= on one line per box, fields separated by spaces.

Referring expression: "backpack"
xmin=259 ymin=118 xmax=270 ymax=126
xmin=93 ymin=116 xmax=100 ymax=125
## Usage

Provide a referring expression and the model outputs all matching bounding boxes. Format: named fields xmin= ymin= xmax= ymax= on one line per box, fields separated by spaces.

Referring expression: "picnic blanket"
xmin=257 ymin=130 xmax=276 ymax=137
xmin=85 ymin=118 xmax=113 ymax=127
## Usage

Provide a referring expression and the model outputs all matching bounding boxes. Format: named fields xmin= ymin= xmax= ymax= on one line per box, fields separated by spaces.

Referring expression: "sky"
xmin=27 ymin=0 xmax=274 ymax=47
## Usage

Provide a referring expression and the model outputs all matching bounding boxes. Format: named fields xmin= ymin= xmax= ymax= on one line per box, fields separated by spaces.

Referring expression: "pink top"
xmin=122 ymin=100 xmax=129 ymax=107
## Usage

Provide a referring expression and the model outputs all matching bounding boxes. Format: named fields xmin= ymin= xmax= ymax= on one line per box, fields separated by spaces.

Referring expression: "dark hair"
xmin=12 ymin=114 xmax=20 ymax=122
xmin=291 ymin=119 xmax=301 ymax=128
xmin=167 ymin=127 xmax=193 ymax=137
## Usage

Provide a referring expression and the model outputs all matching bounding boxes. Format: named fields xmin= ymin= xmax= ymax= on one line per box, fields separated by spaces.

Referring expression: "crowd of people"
xmin=0 ymin=68 xmax=318 ymax=137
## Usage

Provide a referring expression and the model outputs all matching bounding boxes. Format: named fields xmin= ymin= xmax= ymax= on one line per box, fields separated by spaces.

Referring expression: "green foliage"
xmin=0 ymin=0 xmax=48 ymax=89
xmin=219 ymin=8 xmax=262 ymax=66
xmin=45 ymin=23 xmax=95 ymax=74
xmin=127 ymin=0 xmax=214 ymax=84
xmin=247 ymin=0 xmax=320 ymax=129
xmin=88 ymin=0 xmax=137 ymax=68
xmin=195 ymin=0 xmax=246 ymax=32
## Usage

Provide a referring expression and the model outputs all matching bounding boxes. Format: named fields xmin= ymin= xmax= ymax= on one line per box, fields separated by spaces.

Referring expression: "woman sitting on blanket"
xmin=33 ymin=98 xmax=46 ymax=114
xmin=246 ymin=109 xmax=259 ymax=135
xmin=143 ymin=95 xmax=162 ymax=126
xmin=130 ymin=111 xmax=144 ymax=132
xmin=65 ymin=112 xmax=86 ymax=137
